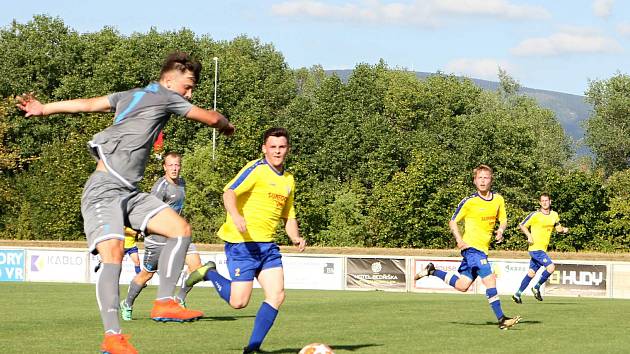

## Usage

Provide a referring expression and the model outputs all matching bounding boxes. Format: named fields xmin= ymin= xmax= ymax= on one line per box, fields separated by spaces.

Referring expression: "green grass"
xmin=1 ymin=282 xmax=628 ymax=353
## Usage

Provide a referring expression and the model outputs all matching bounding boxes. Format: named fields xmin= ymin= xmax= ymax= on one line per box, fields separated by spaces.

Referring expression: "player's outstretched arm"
xmin=186 ymin=106 xmax=235 ymax=136
xmin=16 ymin=93 xmax=111 ymax=117
xmin=285 ymin=218 xmax=305 ymax=252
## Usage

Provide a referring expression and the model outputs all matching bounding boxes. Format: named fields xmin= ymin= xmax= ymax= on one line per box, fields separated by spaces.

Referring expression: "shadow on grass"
xmin=451 ymin=319 xmax=542 ymax=327
xmin=529 ymin=302 xmax=578 ymax=306
xmin=260 ymin=343 xmax=382 ymax=353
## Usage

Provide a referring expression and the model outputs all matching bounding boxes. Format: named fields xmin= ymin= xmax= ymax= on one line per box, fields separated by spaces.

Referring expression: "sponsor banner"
xmin=346 ymin=257 xmax=406 ymax=291
xmin=0 ymin=249 xmax=25 ymax=282
xmin=413 ymin=259 xmax=474 ymax=293
xmin=545 ymin=263 xmax=607 ymax=297
xmin=27 ymin=250 xmax=87 ymax=282
xmin=283 ymin=256 xmax=344 ymax=290
xmin=477 ymin=261 xmax=532 ymax=295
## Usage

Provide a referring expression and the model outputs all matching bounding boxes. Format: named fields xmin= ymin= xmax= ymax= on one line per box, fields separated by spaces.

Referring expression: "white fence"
xmin=1 ymin=246 xmax=628 ymax=299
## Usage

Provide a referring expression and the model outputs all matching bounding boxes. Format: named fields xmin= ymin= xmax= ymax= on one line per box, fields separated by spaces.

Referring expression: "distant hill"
xmin=327 ymin=70 xmax=593 ymax=155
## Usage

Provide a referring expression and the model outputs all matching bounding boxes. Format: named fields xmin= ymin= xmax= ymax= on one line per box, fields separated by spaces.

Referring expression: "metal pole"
xmin=212 ymin=56 xmax=218 ymax=160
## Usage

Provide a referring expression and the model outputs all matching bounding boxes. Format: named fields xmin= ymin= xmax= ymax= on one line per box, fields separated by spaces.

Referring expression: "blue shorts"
xmin=124 ymin=246 xmax=139 ymax=256
xmin=529 ymin=250 xmax=553 ymax=272
xmin=458 ymin=248 xmax=493 ymax=280
xmin=224 ymin=242 xmax=283 ymax=282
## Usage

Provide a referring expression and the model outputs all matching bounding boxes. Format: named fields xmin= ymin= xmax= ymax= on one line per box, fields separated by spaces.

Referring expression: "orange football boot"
xmin=100 ymin=333 xmax=138 ymax=354
xmin=150 ymin=298 xmax=203 ymax=322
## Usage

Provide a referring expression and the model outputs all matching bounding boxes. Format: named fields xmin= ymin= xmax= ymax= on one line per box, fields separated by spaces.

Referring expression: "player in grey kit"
xmin=120 ymin=151 xmax=210 ymax=320
xmin=16 ymin=52 xmax=234 ymax=354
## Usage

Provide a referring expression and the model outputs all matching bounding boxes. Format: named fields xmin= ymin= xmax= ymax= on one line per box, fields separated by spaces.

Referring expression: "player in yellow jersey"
xmin=123 ymin=228 xmax=142 ymax=274
xmin=512 ymin=193 xmax=569 ymax=303
xmin=415 ymin=164 xmax=521 ymax=329
xmin=187 ymin=127 xmax=306 ymax=353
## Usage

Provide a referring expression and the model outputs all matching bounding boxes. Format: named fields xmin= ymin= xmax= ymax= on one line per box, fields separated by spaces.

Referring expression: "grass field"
xmin=1 ymin=282 xmax=629 ymax=353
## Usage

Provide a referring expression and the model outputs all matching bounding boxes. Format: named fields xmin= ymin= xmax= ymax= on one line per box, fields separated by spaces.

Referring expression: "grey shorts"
xmin=142 ymin=234 xmax=198 ymax=273
xmin=81 ymin=171 xmax=168 ymax=255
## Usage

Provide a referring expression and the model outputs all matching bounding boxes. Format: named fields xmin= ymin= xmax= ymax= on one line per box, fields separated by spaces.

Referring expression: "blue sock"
xmin=433 ymin=269 xmax=447 ymax=280
xmin=134 ymin=265 xmax=141 ymax=274
xmin=486 ymin=288 xmax=504 ymax=320
xmin=535 ymin=270 xmax=552 ymax=289
xmin=247 ymin=302 xmax=278 ymax=351
xmin=433 ymin=270 xmax=459 ymax=287
xmin=205 ymin=270 xmax=231 ymax=303
xmin=515 ymin=275 xmax=533 ymax=296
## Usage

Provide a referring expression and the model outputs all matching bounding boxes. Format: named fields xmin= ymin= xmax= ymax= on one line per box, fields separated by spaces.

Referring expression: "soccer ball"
xmin=298 ymin=343 xmax=335 ymax=354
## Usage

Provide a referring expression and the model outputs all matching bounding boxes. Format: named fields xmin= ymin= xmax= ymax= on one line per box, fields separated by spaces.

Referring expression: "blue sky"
xmin=2 ymin=0 xmax=629 ymax=96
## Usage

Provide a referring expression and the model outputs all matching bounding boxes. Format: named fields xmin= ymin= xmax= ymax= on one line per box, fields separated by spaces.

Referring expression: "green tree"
xmin=7 ymin=134 xmax=94 ymax=240
xmin=585 ymin=74 xmax=630 ymax=175
xmin=598 ymin=169 xmax=630 ymax=250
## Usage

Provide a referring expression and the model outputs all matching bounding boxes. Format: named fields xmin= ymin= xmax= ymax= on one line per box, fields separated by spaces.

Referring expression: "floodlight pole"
xmin=212 ymin=56 xmax=218 ymax=160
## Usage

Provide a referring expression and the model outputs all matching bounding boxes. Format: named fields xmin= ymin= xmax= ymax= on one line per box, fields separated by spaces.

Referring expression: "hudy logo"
xmin=551 ymin=270 xmax=604 ymax=286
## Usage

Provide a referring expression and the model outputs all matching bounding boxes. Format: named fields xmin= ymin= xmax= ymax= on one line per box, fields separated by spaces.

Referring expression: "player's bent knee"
xmin=134 ymin=271 xmax=154 ymax=284
xmin=96 ymin=239 xmax=125 ymax=263
xmin=265 ymin=290 xmax=285 ymax=308
xmin=147 ymin=209 xmax=192 ymax=237
xmin=229 ymin=299 xmax=250 ymax=309
xmin=547 ymin=264 xmax=556 ymax=273
xmin=454 ymin=278 xmax=472 ymax=292
xmin=454 ymin=284 xmax=469 ymax=292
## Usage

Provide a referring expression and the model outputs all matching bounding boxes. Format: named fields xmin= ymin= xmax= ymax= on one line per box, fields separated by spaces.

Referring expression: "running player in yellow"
xmin=415 ymin=164 xmax=521 ymax=329
xmin=123 ymin=228 xmax=141 ymax=274
xmin=512 ymin=193 xmax=569 ymax=303
xmin=187 ymin=127 xmax=306 ymax=353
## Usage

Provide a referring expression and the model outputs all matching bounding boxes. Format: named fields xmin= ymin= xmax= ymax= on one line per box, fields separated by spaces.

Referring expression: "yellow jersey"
xmin=520 ymin=210 xmax=560 ymax=251
xmin=123 ymin=227 xmax=138 ymax=249
xmin=218 ymin=159 xmax=296 ymax=243
xmin=451 ymin=192 xmax=507 ymax=254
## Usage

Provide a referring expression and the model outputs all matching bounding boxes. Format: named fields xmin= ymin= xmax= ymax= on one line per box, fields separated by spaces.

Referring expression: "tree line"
xmin=1 ymin=16 xmax=629 ymax=251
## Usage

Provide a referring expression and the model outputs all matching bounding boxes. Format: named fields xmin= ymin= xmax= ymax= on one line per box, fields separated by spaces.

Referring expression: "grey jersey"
xmin=151 ymin=176 xmax=186 ymax=215
xmin=87 ymin=82 xmax=192 ymax=188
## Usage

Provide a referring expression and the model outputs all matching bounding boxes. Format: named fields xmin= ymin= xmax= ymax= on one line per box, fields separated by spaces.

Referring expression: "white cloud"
xmin=443 ymin=58 xmax=513 ymax=81
xmin=271 ymin=0 xmax=438 ymax=27
xmin=270 ymin=0 xmax=550 ymax=27
xmin=436 ymin=0 xmax=550 ymax=20
xmin=511 ymin=31 xmax=622 ymax=56
xmin=617 ymin=22 xmax=630 ymax=37
xmin=593 ymin=0 xmax=614 ymax=18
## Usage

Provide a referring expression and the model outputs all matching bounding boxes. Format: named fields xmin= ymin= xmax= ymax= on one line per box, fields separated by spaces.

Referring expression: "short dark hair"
xmin=262 ymin=127 xmax=290 ymax=145
xmin=540 ymin=192 xmax=551 ymax=199
xmin=159 ymin=51 xmax=202 ymax=84
xmin=163 ymin=151 xmax=182 ymax=163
